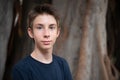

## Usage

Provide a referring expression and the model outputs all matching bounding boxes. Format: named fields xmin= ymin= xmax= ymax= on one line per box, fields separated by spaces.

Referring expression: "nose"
xmin=43 ymin=29 xmax=50 ymax=38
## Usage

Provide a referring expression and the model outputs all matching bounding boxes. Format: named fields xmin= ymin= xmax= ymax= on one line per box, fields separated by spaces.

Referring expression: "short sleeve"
xmin=62 ymin=59 xmax=73 ymax=80
xmin=12 ymin=65 xmax=29 ymax=80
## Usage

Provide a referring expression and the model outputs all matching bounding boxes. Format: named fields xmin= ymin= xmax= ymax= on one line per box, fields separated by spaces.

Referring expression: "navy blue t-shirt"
xmin=12 ymin=55 xmax=73 ymax=80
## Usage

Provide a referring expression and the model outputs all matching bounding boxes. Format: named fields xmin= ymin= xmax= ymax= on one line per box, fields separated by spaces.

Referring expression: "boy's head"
xmin=27 ymin=4 xmax=60 ymax=50
xmin=27 ymin=4 xmax=60 ymax=29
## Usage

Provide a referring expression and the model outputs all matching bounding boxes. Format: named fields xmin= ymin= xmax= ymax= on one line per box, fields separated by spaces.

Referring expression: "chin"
xmin=42 ymin=46 xmax=53 ymax=50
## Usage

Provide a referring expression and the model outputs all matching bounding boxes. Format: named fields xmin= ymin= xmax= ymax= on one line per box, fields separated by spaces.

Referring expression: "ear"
xmin=27 ymin=28 xmax=34 ymax=38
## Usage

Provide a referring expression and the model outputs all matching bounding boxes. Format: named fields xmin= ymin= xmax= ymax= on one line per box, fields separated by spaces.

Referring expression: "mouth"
xmin=41 ymin=41 xmax=52 ymax=45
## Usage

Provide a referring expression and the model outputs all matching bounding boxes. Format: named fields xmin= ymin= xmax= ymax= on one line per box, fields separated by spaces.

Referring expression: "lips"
xmin=41 ymin=41 xmax=51 ymax=45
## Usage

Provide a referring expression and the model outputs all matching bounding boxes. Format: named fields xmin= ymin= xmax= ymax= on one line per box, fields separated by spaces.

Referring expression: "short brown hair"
xmin=27 ymin=4 xmax=60 ymax=28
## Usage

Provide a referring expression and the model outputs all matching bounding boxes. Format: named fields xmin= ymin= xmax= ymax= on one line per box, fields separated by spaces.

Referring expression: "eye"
xmin=49 ymin=26 xmax=55 ymax=29
xmin=49 ymin=25 xmax=56 ymax=30
xmin=36 ymin=25 xmax=43 ymax=29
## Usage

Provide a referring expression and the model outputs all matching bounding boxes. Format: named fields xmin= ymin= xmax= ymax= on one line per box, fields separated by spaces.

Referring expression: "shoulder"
xmin=13 ymin=55 xmax=31 ymax=71
xmin=53 ymin=55 xmax=73 ymax=80
xmin=12 ymin=55 xmax=32 ymax=80
xmin=53 ymin=55 xmax=67 ymax=63
xmin=53 ymin=55 xmax=69 ymax=67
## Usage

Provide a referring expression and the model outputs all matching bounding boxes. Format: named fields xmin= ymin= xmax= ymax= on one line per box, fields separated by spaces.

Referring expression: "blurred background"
xmin=0 ymin=0 xmax=120 ymax=80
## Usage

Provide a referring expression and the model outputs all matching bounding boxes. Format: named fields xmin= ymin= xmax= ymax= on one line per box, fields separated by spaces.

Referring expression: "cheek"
xmin=32 ymin=31 xmax=42 ymax=40
xmin=51 ymin=31 xmax=59 ymax=38
xmin=52 ymin=34 xmax=59 ymax=42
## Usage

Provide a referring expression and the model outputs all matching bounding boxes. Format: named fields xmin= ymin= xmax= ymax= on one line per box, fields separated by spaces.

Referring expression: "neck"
xmin=31 ymin=47 xmax=53 ymax=64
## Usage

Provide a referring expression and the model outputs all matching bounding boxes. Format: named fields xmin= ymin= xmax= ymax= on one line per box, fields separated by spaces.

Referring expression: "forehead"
xmin=33 ymin=14 xmax=57 ymax=25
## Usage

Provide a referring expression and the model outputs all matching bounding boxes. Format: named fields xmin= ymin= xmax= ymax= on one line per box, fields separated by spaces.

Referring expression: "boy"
xmin=12 ymin=4 xmax=72 ymax=80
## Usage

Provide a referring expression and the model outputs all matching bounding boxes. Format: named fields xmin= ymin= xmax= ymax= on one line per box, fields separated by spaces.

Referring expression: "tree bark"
xmin=3 ymin=0 xmax=51 ymax=80
xmin=52 ymin=0 xmax=116 ymax=80
xmin=0 ymin=0 xmax=13 ymax=80
xmin=2 ymin=0 xmax=120 ymax=80
xmin=75 ymin=0 xmax=109 ymax=80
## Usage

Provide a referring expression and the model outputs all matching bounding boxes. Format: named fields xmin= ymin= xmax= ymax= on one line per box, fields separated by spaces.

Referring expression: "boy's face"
xmin=28 ymin=14 xmax=60 ymax=50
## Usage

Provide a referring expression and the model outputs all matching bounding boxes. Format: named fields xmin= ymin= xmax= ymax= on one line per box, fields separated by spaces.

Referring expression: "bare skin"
xmin=27 ymin=14 xmax=60 ymax=64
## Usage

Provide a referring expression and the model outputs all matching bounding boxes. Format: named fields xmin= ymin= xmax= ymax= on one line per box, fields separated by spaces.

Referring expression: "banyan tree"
xmin=0 ymin=0 xmax=120 ymax=80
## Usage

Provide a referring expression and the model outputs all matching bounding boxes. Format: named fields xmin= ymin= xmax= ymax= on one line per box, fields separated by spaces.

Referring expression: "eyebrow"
xmin=35 ymin=23 xmax=57 ymax=26
xmin=49 ymin=24 xmax=57 ymax=26
xmin=36 ymin=24 xmax=43 ymax=26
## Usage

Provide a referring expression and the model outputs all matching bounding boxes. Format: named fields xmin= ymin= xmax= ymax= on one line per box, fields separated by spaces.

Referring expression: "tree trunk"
xmin=3 ymin=0 xmax=51 ymax=80
xmin=106 ymin=0 xmax=120 ymax=74
xmin=76 ymin=0 xmax=108 ymax=80
xmin=2 ymin=0 xmax=120 ymax=80
xmin=52 ymin=0 xmax=118 ymax=80
xmin=0 ymin=0 xmax=13 ymax=80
